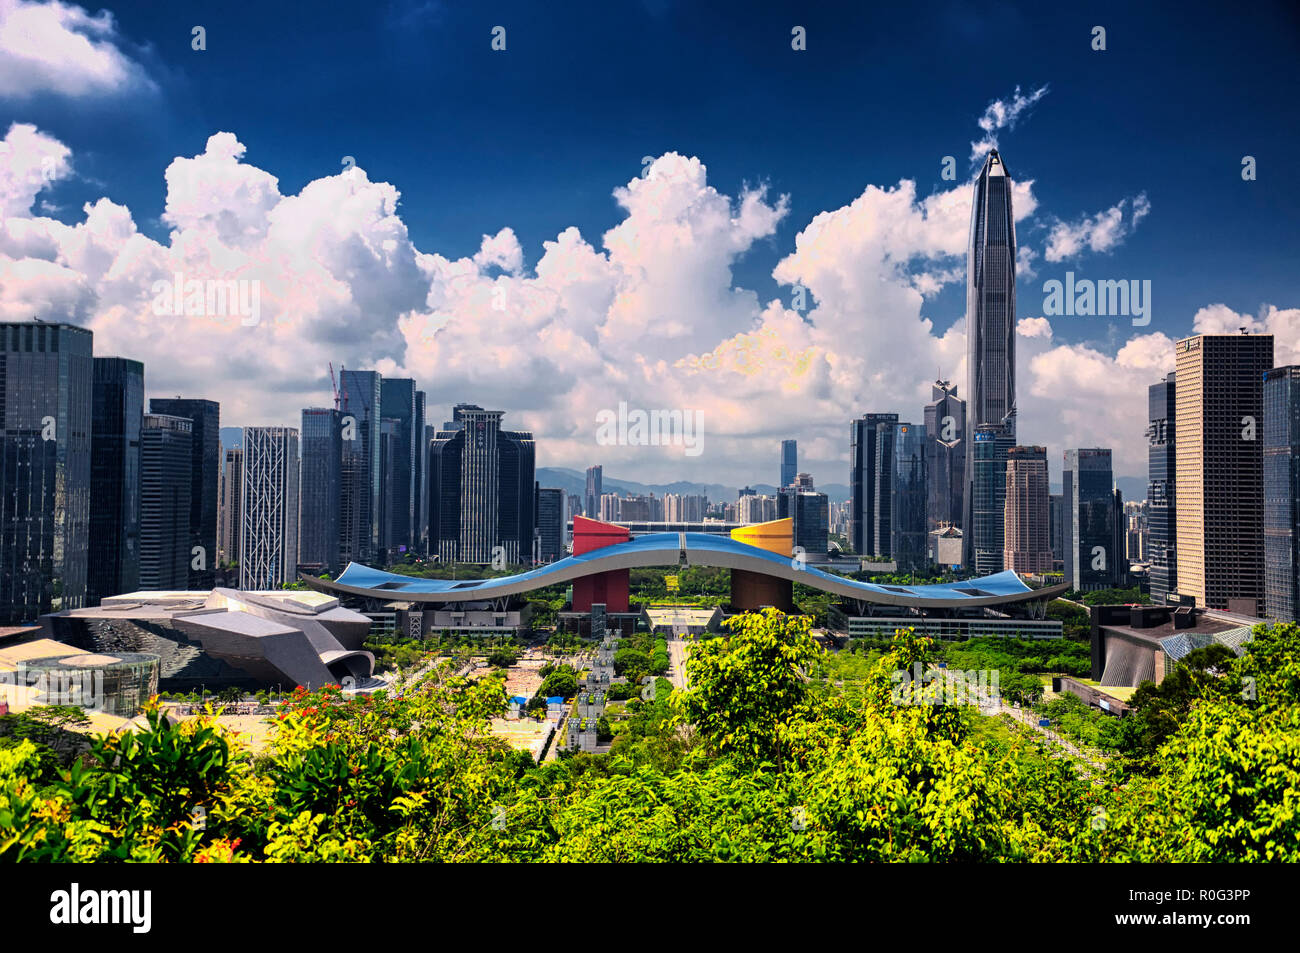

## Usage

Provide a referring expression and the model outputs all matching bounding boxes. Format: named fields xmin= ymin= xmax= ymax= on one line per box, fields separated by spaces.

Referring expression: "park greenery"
xmin=2 ymin=610 xmax=1298 ymax=862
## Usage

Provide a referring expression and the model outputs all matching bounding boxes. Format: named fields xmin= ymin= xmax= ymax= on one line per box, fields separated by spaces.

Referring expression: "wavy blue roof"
xmin=311 ymin=532 xmax=1060 ymax=608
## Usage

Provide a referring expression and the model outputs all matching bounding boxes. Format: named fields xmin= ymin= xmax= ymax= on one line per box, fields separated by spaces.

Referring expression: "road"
xmin=667 ymin=634 xmax=689 ymax=689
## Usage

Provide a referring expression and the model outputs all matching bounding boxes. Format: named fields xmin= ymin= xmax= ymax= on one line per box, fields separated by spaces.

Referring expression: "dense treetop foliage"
xmin=2 ymin=613 xmax=1297 ymax=862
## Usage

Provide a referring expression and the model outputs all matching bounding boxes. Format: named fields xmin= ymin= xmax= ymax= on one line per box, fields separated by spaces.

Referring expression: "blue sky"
xmin=2 ymin=0 xmax=1298 ymax=484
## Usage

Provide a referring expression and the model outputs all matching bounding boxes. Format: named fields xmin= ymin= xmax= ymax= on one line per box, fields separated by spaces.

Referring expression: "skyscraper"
xmin=850 ymin=412 xmax=898 ymax=557
xmin=1262 ymin=365 xmax=1300 ymax=621
xmin=971 ymin=425 xmax=1015 ymax=574
xmin=240 ymin=426 xmax=300 ymax=590
xmin=0 ymin=323 xmax=93 ymax=623
xmin=139 ymin=414 xmax=193 ymax=591
xmin=780 ymin=439 xmax=797 ymax=488
xmin=778 ymin=478 xmax=829 ymax=556
xmin=1003 ymin=446 xmax=1052 ymax=573
xmin=965 ymin=149 xmax=1018 ymax=568
xmin=379 ymin=377 xmax=417 ymax=555
xmin=924 ymin=379 xmax=966 ymax=533
xmin=428 ymin=405 xmax=535 ymax=564
xmin=585 ymin=465 xmax=603 ymax=519
xmin=1174 ymin=333 xmax=1273 ymax=616
xmin=88 ymin=357 xmax=143 ymax=604
xmin=218 ymin=447 xmax=243 ymax=567
xmin=1063 ymin=448 xmax=1119 ymax=591
xmin=149 ymin=397 xmax=219 ymax=589
xmin=339 ymin=369 xmax=381 ymax=562
xmin=536 ymin=486 xmax=564 ymax=562
xmin=414 ymin=390 xmax=428 ymax=553
xmin=966 ymin=149 xmax=1018 ymax=438
xmin=886 ymin=423 xmax=928 ymax=572
xmin=1049 ymin=493 xmax=1064 ymax=568
xmin=300 ymin=408 xmax=342 ymax=574
xmin=1147 ymin=372 xmax=1177 ymax=604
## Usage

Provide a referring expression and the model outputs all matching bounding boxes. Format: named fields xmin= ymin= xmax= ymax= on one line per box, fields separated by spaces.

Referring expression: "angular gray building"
xmin=88 ymin=357 xmax=143 ymax=605
xmin=0 ymin=323 xmax=93 ymax=623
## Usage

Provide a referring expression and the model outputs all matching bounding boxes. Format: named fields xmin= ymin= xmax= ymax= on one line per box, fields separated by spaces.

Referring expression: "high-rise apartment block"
xmin=1003 ymin=446 xmax=1051 ymax=573
xmin=850 ymin=412 xmax=898 ymax=557
xmin=240 ymin=426 xmax=300 ymax=590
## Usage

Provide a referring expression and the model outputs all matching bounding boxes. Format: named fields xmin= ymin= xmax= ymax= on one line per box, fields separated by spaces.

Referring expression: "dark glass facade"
xmin=88 ymin=357 xmax=143 ymax=604
xmin=850 ymin=412 xmax=898 ymax=558
xmin=780 ymin=439 xmax=797 ymax=488
xmin=1263 ymin=366 xmax=1300 ymax=621
xmin=923 ymin=379 xmax=965 ymax=532
xmin=379 ymin=378 xmax=417 ymax=556
xmin=1063 ymin=448 xmax=1118 ymax=591
xmin=964 ymin=150 xmax=1017 ymax=569
xmin=537 ymin=486 xmax=564 ymax=562
xmin=1147 ymin=373 xmax=1177 ymax=603
xmin=300 ymin=408 xmax=342 ymax=574
xmin=140 ymin=414 xmax=193 ymax=591
xmin=149 ymin=397 xmax=219 ymax=589
xmin=339 ymin=369 xmax=381 ymax=562
xmin=0 ymin=323 xmax=93 ymax=623
xmin=585 ymin=465 xmax=602 ymax=519
xmin=971 ymin=425 xmax=1015 ymax=574
xmin=428 ymin=405 xmax=535 ymax=563
xmin=888 ymin=423 xmax=928 ymax=572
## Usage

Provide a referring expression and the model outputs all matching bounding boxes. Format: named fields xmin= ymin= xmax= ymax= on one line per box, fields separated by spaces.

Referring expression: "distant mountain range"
xmin=536 ymin=467 xmax=852 ymax=505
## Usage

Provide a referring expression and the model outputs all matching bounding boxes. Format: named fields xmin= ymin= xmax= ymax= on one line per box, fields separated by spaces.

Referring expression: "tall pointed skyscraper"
xmin=964 ymin=149 xmax=1018 ymax=569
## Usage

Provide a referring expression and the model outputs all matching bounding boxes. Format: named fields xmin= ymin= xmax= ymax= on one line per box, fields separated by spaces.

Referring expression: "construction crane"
xmin=329 ymin=362 xmax=341 ymax=410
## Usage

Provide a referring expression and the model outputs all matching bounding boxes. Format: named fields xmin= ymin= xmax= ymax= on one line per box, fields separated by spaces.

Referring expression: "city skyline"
xmin=0 ymin=2 xmax=1296 ymax=487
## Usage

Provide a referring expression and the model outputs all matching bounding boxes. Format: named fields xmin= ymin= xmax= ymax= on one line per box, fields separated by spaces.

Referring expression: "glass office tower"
xmin=148 ymin=397 xmax=219 ymax=589
xmin=964 ymin=150 xmax=1018 ymax=567
xmin=0 ymin=323 xmax=93 ymax=623
xmin=1147 ymin=373 xmax=1177 ymax=604
xmin=88 ymin=357 xmax=144 ymax=604
xmin=1263 ymin=366 xmax=1300 ymax=621
xmin=300 ymin=408 xmax=342 ymax=574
